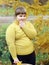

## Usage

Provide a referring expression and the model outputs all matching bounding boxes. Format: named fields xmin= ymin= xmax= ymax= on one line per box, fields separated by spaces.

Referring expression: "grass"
xmin=0 ymin=7 xmax=14 ymax=16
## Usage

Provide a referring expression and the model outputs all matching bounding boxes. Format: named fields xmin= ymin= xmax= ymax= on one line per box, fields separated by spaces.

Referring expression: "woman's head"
xmin=15 ymin=6 xmax=27 ymax=22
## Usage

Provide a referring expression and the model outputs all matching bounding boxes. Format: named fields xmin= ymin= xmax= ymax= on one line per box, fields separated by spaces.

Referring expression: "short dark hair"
xmin=15 ymin=6 xmax=26 ymax=16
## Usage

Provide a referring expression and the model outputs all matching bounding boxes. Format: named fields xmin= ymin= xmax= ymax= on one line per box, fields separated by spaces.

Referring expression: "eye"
xmin=19 ymin=14 xmax=26 ymax=17
xmin=23 ymin=15 xmax=26 ymax=17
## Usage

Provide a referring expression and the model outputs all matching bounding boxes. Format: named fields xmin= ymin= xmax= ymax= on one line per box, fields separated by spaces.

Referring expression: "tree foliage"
xmin=0 ymin=0 xmax=49 ymax=15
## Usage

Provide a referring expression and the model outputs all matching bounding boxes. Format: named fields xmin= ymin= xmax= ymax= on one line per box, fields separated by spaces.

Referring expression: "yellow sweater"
xmin=6 ymin=20 xmax=37 ymax=60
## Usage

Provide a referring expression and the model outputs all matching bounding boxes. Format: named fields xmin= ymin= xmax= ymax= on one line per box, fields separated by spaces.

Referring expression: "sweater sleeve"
xmin=22 ymin=22 xmax=37 ymax=39
xmin=6 ymin=25 xmax=17 ymax=60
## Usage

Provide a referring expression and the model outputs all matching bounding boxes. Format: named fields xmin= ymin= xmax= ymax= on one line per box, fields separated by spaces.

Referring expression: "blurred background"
xmin=0 ymin=0 xmax=49 ymax=65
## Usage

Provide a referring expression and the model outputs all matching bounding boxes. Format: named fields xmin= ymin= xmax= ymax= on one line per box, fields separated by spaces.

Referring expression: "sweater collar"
xmin=14 ymin=19 xmax=27 ymax=25
xmin=14 ymin=20 xmax=19 ymax=25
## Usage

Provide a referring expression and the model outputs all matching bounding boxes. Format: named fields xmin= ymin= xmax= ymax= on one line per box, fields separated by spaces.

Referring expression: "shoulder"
xmin=6 ymin=22 xmax=16 ymax=32
xmin=26 ymin=21 xmax=33 ymax=26
xmin=7 ymin=23 xmax=14 ymax=29
xmin=26 ymin=21 xmax=30 ymax=23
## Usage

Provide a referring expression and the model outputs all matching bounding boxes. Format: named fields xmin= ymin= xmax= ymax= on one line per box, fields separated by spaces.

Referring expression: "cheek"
xmin=17 ymin=16 xmax=21 ymax=21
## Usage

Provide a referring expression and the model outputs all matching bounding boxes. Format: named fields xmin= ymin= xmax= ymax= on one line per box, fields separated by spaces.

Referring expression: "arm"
xmin=6 ymin=25 xmax=17 ymax=60
xmin=22 ymin=22 xmax=37 ymax=39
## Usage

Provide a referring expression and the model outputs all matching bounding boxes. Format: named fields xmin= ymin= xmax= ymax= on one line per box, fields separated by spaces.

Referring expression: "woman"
xmin=6 ymin=6 xmax=37 ymax=65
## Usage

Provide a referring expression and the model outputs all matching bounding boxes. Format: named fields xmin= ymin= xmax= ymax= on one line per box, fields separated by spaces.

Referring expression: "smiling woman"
xmin=6 ymin=6 xmax=37 ymax=65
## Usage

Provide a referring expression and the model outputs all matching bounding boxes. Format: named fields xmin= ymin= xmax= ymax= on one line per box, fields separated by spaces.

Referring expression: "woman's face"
xmin=16 ymin=14 xmax=26 ymax=22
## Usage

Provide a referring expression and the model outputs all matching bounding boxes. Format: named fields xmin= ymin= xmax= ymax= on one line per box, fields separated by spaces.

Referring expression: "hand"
xmin=19 ymin=21 xmax=25 ymax=28
xmin=14 ymin=58 xmax=19 ymax=64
